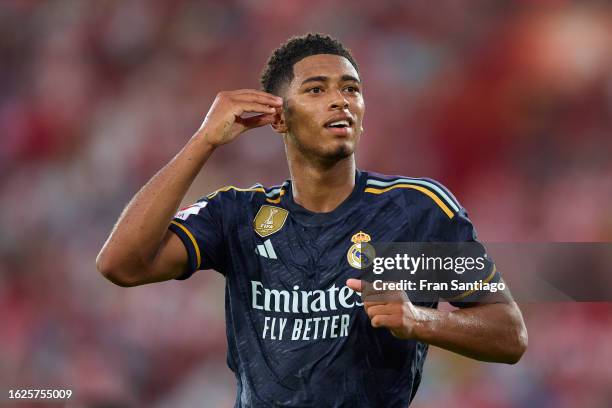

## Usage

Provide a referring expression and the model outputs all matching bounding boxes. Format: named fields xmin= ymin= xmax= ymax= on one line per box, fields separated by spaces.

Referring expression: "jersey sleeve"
xmin=168 ymin=196 xmax=226 ymax=279
xmin=432 ymin=208 xmax=501 ymax=307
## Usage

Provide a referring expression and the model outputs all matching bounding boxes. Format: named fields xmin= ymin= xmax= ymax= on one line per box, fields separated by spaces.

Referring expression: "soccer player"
xmin=97 ymin=34 xmax=527 ymax=407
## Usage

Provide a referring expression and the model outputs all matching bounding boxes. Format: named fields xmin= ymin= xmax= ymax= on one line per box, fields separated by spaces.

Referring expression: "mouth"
xmin=324 ymin=117 xmax=354 ymax=129
xmin=323 ymin=115 xmax=355 ymax=137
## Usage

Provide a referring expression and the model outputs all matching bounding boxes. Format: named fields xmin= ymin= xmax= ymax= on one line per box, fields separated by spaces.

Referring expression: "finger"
xmin=349 ymin=279 xmax=399 ymax=304
xmin=349 ymin=279 xmax=385 ymax=295
xmin=237 ymin=113 xmax=276 ymax=129
xmin=235 ymin=102 xmax=277 ymax=115
xmin=363 ymin=284 xmax=410 ymax=304
xmin=361 ymin=281 xmax=392 ymax=301
xmin=346 ymin=278 xmax=362 ymax=292
xmin=232 ymin=92 xmax=283 ymax=107
xmin=365 ymin=303 xmax=402 ymax=319
xmin=363 ymin=301 xmax=388 ymax=309
xmin=230 ymin=88 xmax=278 ymax=98
xmin=369 ymin=291 xmax=408 ymax=303
xmin=371 ymin=314 xmax=401 ymax=329
xmin=230 ymin=89 xmax=283 ymax=105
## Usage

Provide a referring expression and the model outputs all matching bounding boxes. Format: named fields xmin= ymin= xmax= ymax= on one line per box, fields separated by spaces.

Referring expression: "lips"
xmin=324 ymin=115 xmax=354 ymax=129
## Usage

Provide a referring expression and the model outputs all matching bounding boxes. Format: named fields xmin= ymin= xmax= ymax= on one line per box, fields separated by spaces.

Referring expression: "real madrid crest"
xmin=253 ymin=205 xmax=289 ymax=237
xmin=347 ymin=231 xmax=376 ymax=269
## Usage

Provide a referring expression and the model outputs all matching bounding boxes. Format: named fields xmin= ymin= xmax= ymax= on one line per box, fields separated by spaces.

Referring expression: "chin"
xmin=320 ymin=143 xmax=354 ymax=162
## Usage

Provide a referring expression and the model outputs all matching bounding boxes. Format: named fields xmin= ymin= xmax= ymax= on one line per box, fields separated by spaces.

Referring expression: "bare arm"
xmin=347 ymin=279 xmax=528 ymax=364
xmin=96 ymin=90 xmax=283 ymax=286
xmin=410 ymin=290 xmax=527 ymax=364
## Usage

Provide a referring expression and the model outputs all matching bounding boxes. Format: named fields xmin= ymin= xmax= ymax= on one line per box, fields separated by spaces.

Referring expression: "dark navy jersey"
xmin=168 ymin=170 xmax=500 ymax=408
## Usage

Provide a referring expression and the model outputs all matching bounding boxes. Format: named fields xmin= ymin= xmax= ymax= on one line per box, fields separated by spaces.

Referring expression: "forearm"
xmin=413 ymin=302 xmax=528 ymax=364
xmin=97 ymin=89 xmax=280 ymax=284
xmin=97 ymin=132 xmax=215 ymax=273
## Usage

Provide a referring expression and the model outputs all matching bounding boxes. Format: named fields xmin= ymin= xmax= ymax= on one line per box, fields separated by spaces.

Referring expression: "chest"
xmin=229 ymin=200 xmax=425 ymax=289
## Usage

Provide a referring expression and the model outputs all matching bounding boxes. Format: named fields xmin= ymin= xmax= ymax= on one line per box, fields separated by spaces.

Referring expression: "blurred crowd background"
xmin=1 ymin=0 xmax=611 ymax=407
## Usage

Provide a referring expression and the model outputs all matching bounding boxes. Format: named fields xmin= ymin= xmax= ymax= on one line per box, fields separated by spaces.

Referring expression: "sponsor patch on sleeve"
xmin=175 ymin=201 xmax=208 ymax=220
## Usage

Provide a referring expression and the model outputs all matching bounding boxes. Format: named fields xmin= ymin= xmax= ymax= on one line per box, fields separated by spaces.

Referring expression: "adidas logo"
xmin=255 ymin=239 xmax=277 ymax=260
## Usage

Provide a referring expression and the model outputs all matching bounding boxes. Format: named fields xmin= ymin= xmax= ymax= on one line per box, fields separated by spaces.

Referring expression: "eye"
xmin=344 ymin=85 xmax=360 ymax=93
xmin=307 ymin=87 xmax=323 ymax=94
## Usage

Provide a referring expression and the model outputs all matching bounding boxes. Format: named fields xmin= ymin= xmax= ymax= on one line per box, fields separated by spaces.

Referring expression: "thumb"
xmin=346 ymin=278 xmax=362 ymax=292
xmin=347 ymin=279 xmax=388 ymax=302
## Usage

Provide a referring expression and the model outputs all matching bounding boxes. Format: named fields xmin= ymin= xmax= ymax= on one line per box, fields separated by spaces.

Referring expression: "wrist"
xmin=411 ymin=306 xmax=439 ymax=342
xmin=191 ymin=129 xmax=219 ymax=152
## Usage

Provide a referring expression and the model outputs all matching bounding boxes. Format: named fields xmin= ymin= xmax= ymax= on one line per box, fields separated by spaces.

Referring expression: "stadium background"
xmin=1 ymin=1 xmax=611 ymax=407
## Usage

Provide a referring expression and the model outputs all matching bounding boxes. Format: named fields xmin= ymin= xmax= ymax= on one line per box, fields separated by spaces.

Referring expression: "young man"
xmin=97 ymin=34 xmax=527 ymax=407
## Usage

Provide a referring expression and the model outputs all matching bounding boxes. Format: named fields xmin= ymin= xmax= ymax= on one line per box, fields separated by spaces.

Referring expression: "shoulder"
xmin=362 ymin=171 xmax=463 ymax=219
xmin=202 ymin=180 xmax=290 ymax=205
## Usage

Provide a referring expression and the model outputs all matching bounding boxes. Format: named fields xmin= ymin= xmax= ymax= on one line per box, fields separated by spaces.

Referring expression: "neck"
xmin=286 ymin=147 xmax=356 ymax=213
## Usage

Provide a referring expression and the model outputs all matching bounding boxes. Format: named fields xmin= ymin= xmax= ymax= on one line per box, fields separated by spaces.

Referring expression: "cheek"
xmin=288 ymin=106 xmax=320 ymax=130
xmin=354 ymin=98 xmax=365 ymax=117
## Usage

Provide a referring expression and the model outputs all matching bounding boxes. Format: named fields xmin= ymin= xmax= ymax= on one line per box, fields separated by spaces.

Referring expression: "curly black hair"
xmin=260 ymin=33 xmax=359 ymax=96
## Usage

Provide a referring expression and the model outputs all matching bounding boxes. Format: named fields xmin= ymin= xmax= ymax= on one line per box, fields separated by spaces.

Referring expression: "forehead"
xmin=291 ymin=54 xmax=359 ymax=85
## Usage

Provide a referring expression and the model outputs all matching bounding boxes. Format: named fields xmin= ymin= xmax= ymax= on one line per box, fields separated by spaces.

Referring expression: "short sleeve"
xmin=168 ymin=196 xmax=226 ymax=279
xmin=434 ymin=208 xmax=501 ymax=307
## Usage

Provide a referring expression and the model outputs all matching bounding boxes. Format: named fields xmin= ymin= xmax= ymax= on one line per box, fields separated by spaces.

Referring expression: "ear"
xmin=270 ymin=108 xmax=288 ymax=134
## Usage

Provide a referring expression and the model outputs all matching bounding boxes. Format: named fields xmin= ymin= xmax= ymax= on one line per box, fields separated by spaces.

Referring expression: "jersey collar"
xmin=283 ymin=169 xmax=367 ymax=226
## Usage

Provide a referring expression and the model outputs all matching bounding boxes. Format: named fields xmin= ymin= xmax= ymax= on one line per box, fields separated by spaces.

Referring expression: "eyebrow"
xmin=300 ymin=74 xmax=361 ymax=86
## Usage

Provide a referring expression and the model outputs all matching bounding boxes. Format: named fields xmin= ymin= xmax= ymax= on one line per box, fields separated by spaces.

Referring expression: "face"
xmin=275 ymin=54 xmax=365 ymax=163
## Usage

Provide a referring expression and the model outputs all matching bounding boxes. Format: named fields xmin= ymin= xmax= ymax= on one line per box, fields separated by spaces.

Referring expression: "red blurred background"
xmin=1 ymin=1 xmax=611 ymax=407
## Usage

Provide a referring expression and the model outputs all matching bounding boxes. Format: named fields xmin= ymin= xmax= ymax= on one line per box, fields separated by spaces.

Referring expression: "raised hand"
xmin=197 ymin=89 xmax=283 ymax=148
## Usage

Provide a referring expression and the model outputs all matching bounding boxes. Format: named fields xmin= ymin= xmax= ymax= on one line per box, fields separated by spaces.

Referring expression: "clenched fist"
xmin=346 ymin=278 xmax=427 ymax=340
xmin=197 ymin=89 xmax=283 ymax=148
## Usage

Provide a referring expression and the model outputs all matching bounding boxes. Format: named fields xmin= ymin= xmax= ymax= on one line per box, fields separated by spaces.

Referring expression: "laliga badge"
xmin=347 ymin=231 xmax=376 ymax=269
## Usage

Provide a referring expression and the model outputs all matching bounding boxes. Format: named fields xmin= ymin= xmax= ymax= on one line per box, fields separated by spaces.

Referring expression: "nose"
xmin=329 ymin=90 xmax=349 ymax=110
